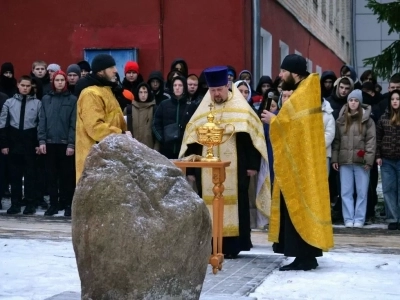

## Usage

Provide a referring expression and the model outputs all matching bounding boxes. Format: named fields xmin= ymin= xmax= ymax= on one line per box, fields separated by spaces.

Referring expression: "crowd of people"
xmin=0 ymin=54 xmax=399 ymax=243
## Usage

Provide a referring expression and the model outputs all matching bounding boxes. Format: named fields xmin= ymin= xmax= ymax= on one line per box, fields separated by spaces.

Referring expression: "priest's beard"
xmin=281 ymin=73 xmax=296 ymax=91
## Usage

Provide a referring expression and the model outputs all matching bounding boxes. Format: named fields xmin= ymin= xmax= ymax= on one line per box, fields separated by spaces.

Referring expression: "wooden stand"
xmin=173 ymin=160 xmax=231 ymax=274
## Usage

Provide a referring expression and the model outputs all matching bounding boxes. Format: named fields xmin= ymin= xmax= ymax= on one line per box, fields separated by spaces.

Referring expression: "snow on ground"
xmin=0 ymin=239 xmax=80 ymax=300
xmin=250 ymin=252 xmax=400 ymax=300
xmin=1 ymin=238 xmax=400 ymax=300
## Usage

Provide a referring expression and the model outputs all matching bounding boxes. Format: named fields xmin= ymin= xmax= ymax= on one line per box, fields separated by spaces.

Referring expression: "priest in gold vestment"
xmin=179 ymin=66 xmax=271 ymax=258
xmin=261 ymin=54 xmax=334 ymax=271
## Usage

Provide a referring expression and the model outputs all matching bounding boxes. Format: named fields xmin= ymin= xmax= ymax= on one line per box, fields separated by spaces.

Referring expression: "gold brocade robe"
xmin=268 ymin=74 xmax=334 ymax=251
xmin=179 ymin=85 xmax=271 ymax=236
xmin=76 ymin=86 xmax=127 ymax=183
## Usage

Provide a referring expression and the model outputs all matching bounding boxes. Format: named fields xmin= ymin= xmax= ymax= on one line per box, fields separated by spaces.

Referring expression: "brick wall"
xmin=277 ymin=0 xmax=352 ymax=63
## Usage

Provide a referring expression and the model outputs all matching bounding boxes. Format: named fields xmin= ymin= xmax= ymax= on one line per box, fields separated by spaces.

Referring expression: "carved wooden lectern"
xmin=173 ymin=161 xmax=231 ymax=275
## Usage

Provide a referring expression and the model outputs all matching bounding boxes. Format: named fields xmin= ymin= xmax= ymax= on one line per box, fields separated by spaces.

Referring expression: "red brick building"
xmin=0 ymin=0 xmax=346 ymax=83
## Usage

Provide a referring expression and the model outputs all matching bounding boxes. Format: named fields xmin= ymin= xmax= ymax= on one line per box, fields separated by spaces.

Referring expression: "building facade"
xmin=353 ymin=0 xmax=399 ymax=92
xmin=0 ymin=0 xmax=351 ymax=85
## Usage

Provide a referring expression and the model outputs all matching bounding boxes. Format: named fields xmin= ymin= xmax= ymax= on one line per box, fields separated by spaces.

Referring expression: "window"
xmin=260 ymin=28 xmax=272 ymax=77
xmin=280 ymin=41 xmax=289 ymax=64
xmin=321 ymin=0 xmax=327 ymax=21
xmin=295 ymin=50 xmax=302 ymax=56
xmin=307 ymin=59 xmax=313 ymax=73
xmin=84 ymin=48 xmax=139 ymax=75
xmin=316 ymin=65 xmax=322 ymax=76
xmin=313 ymin=0 xmax=318 ymax=11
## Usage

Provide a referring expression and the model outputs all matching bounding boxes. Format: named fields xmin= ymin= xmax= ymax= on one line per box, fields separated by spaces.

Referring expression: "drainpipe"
xmin=252 ymin=0 xmax=261 ymax=90
xmin=351 ymin=0 xmax=357 ymax=69
xmin=159 ymin=0 xmax=165 ymax=75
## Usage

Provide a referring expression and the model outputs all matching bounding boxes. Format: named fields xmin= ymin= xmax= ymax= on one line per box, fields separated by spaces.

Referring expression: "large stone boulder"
xmin=72 ymin=134 xmax=212 ymax=300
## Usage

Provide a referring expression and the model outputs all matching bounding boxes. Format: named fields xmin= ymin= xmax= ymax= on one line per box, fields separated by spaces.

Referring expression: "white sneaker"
xmin=345 ymin=222 xmax=353 ymax=228
xmin=353 ymin=222 xmax=364 ymax=228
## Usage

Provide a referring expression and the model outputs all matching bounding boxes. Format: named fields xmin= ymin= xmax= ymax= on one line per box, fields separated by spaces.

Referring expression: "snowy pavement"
xmin=1 ymin=200 xmax=400 ymax=299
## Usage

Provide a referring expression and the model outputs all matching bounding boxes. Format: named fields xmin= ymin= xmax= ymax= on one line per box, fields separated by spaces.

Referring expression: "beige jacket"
xmin=331 ymin=104 xmax=376 ymax=166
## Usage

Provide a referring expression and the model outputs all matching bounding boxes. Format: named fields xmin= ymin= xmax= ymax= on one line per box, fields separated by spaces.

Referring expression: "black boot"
xmin=64 ymin=206 xmax=71 ymax=217
xmin=19 ymin=198 xmax=28 ymax=207
xmin=388 ymin=222 xmax=398 ymax=230
xmin=279 ymin=257 xmax=318 ymax=271
xmin=44 ymin=205 xmax=59 ymax=216
xmin=37 ymin=198 xmax=49 ymax=209
xmin=7 ymin=199 xmax=21 ymax=214
xmin=23 ymin=201 xmax=36 ymax=215
xmin=279 ymin=258 xmax=300 ymax=271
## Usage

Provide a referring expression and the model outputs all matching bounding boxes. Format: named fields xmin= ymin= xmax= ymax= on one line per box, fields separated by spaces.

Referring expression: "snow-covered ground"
xmin=1 ymin=238 xmax=400 ymax=300
xmin=250 ymin=252 xmax=400 ymax=300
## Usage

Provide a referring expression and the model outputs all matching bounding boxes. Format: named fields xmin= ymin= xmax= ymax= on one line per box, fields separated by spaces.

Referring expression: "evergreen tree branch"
xmin=366 ymin=0 xmax=400 ymax=34
xmin=363 ymin=40 xmax=400 ymax=81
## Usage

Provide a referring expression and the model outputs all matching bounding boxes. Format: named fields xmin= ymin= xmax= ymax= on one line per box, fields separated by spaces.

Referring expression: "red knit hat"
xmin=124 ymin=61 xmax=139 ymax=75
xmin=52 ymin=70 xmax=68 ymax=92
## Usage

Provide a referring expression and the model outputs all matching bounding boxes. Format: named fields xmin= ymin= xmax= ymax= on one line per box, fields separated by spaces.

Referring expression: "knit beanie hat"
xmin=124 ymin=61 xmax=140 ymax=75
xmin=77 ymin=60 xmax=91 ymax=72
xmin=91 ymin=54 xmax=116 ymax=74
xmin=280 ymin=54 xmax=308 ymax=76
xmin=66 ymin=64 xmax=81 ymax=77
xmin=47 ymin=63 xmax=61 ymax=72
xmin=347 ymin=89 xmax=363 ymax=103
xmin=1 ymin=62 xmax=14 ymax=75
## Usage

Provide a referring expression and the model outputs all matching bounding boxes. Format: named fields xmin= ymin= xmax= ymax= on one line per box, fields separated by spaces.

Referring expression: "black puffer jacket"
xmin=327 ymin=93 xmax=348 ymax=120
xmin=320 ymin=71 xmax=337 ymax=98
xmin=152 ymin=77 xmax=196 ymax=159
xmin=147 ymin=71 xmax=171 ymax=105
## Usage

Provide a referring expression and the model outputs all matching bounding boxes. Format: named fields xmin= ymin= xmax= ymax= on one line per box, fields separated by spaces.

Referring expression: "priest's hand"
xmin=261 ymin=110 xmax=275 ymax=124
xmin=332 ymin=163 xmax=339 ymax=171
xmin=247 ymin=170 xmax=257 ymax=177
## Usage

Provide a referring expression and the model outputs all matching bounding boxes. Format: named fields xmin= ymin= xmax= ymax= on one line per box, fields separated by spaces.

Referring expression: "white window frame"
xmin=260 ymin=28 xmax=272 ymax=77
xmin=307 ymin=59 xmax=313 ymax=73
xmin=279 ymin=40 xmax=289 ymax=64
xmin=316 ymin=65 xmax=322 ymax=75
xmin=295 ymin=49 xmax=302 ymax=56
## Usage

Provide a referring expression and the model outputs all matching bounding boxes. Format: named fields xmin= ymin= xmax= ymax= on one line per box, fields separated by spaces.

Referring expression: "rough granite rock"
xmin=72 ymin=134 xmax=212 ymax=300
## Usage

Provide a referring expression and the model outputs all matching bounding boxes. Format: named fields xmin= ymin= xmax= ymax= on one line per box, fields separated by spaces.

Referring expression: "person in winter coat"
xmin=227 ymin=65 xmax=237 ymax=89
xmin=122 ymin=61 xmax=144 ymax=95
xmin=322 ymin=97 xmax=336 ymax=174
xmin=0 ymin=75 xmax=41 ymax=215
xmin=340 ymin=65 xmax=362 ymax=90
xmin=0 ymin=92 xmax=8 ymax=206
xmin=31 ymin=60 xmax=51 ymax=95
xmin=125 ymin=82 xmax=158 ymax=150
xmin=327 ymin=76 xmax=354 ymax=120
xmin=66 ymin=64 xmax=81 ymax=94
xmin=38 ymin=71 xmax=77 ymax=217
xmin=152 ymin=76 xmax=196 ymax=159
xmin=0 ymin=62 xmax=18 ymax=98
xmin=253 ymin=76 xmax=274 ymax=108
xmin=376 ymin=90 xmax=400 ymax=230
xmin=170 ymin=58 xmax=188 ymax=78
xmin=75 ymin=54 xmax=127 ymax=183
xmin=165 ymin=69 xmax=184 ymax=94
xmin=320 ymin=70 xmax=337 ymax=98
xmin=147 ymin=71 xmax=171 ymax=106
xmin=77 ymin=60 xmax=91 ymax=78
xmin=331 ymin=90 xmax=376 ymax=228
xmin=235 ymin=80 xmax=252 ymax=104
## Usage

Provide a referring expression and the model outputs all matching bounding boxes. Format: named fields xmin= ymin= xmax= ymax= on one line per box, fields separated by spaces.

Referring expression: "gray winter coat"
xmin=331 ymin=104 xmax=376 ymax=166
xmin=38 ymin=91 xmax=77 ymax=148
xmin=0 ymin=94 xmax=41 ymax=130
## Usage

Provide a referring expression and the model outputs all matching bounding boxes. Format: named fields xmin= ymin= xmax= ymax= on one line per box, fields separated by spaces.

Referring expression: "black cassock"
xmin=272 ymin=194 xmax=323 ymax=258
xmin=186 ymin=132 xmax=261 ymax=256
